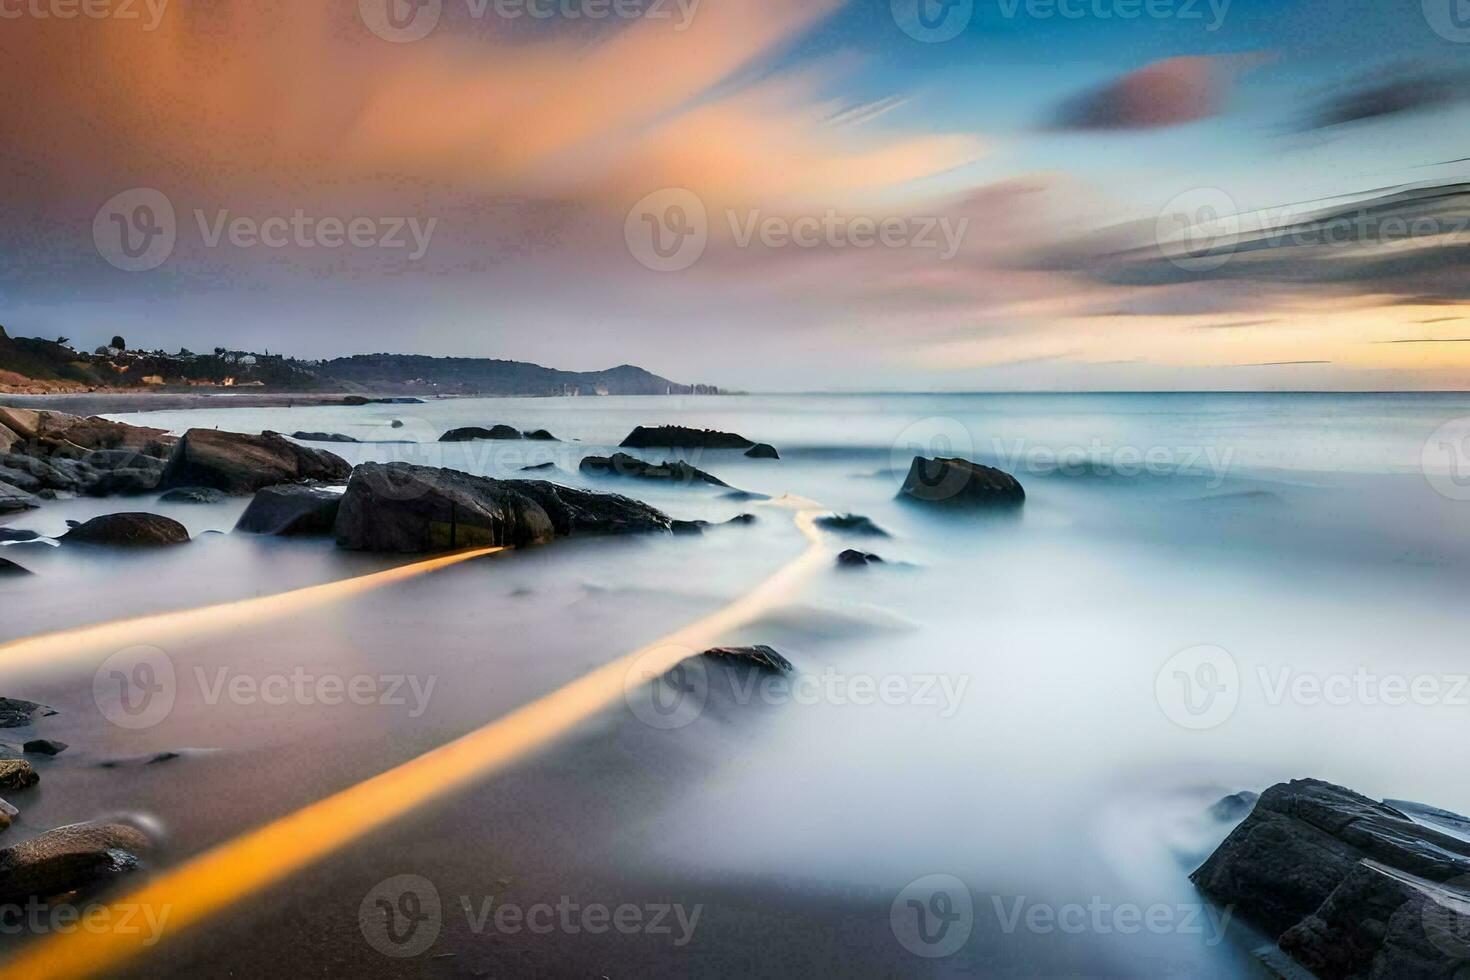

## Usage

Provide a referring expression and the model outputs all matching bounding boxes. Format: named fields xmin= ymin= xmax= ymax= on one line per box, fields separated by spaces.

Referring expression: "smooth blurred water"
xmin=3 ymin=392 xmax=1469 ymax=977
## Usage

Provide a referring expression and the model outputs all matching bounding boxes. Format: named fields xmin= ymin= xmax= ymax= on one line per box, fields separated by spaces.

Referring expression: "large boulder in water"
xmin=62 ymin=513 xmax=190 ymax=547
xmin=620 ymin=426 xmax=753 ymax=450
xmin=898 ymin=456 xmax=1024 ymax=507
xmin=0 ymin=408 xmax=174 ymax=459
xmin=236 ymin=485 xmax=343 ymax=536
xmin=580 ymin=452 xmax=728 ymax=487
xmin=0 ymin=819 xmax=152 ymax=905
xmin=334 ymin=462 xmax=671 ymax=553
xmin=159 ymin=429 xmax=350 ymax=495
xmin=440 ymin=425 xmax=522 ymax=442
xmin=1192 ymin=778 xmax=1470 ymax=977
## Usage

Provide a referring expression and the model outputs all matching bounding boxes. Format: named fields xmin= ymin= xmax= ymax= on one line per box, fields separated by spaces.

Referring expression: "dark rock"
xmin=0 ymin=528 xmax=41 ymax=542
xmin=158 ymin=486 xmax=225 ymax=504
xmin=815 ymin=513 xmax=889 ymax=537
xmin=390 ymin=420 xmax=405 ymax=429
xmin=0 ymin=453 xmax=79 ymax=492
xmin=22 ymin=740 xmax=66 ymax=756
xmin=439 ymin=426 xmax=522 ymax=442
xmin=1209 ymin=790 xmax=1259 ymax=822
xmin=580 ymin=452 xmax=729 ymax=487
xmin=523 ymin=429 xmax=559 ymax=441
xmin=745 ymin=443 xmax=780 ymax=459
xmin=0 ymin=557 xmax=33 ymax=576
xmin=0 ymin=408 xmax=174 ymax=459
xmin=0 ymin=819 xmax=152 ymax=905
xmin=97 ymin=751 xmax=183 ymax=768
xmin=0 ymin=760 xmax=38 ymax=790
xmin=898 ymin=456 xmax=1025 ymax=507
xmin=62 ymin=513 xmax=190 ymax=547
xmin=837 ymin=549 xmax=883 ymax=566
xmin=84 ymin=467 xmax=163 ymax=496
xmin=620 ymin=426 xmax=754 ymax=450
xmin=671 ymin=520 xmax=707 ymax=536
xmin=0 ymin=699 xmax=54 ymax=729
xmin=83 ymin=449 xmax=165 ymax=471
xmin=235 ymin=485 xmax=342 ymax=536
xmin=520 ymin=462 xmax=556 ymax=472
xmin=724 ymin=513 xmax=756 ymax=525
xmin=334 ymin=462 xmax=670 ymax=553
xmin=159 ymin=428 xmax=351 ymax=495
xmin=288 ymin=431 xmax=359 ymax=444
xmin=0 ymin=481 xmax=38 ymax=514
xmin=701 ymin=645 xmax=794 ymax=674
xmin=1192 ymin=778 xmax=1470 ymax=978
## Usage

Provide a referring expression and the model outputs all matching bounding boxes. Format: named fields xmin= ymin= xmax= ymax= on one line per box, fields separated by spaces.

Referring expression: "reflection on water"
xmin=1 ymin=392 xmax=1467 ymax=977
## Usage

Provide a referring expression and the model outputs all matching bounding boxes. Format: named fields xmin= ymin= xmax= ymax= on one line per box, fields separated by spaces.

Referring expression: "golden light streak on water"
xmin=0 ymin=547 xmax=505 ymax=676
xmin=3 ymin=511 xmax=830 ymax=979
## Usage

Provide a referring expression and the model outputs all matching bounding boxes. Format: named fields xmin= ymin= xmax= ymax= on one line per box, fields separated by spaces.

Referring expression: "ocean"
xmin=2 ymin=391 xmax=1468 ymax=976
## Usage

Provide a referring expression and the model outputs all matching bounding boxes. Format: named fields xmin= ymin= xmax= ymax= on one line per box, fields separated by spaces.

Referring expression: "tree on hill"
xmin=111 ymin=335 xmax=127 ymax=350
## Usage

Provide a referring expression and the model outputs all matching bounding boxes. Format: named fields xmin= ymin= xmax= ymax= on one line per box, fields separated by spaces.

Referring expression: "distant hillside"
xmin=315 ymin=354 xmax=716 ymax=396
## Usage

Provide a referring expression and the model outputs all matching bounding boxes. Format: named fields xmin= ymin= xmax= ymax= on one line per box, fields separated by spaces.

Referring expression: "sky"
xmin=1 ymin=0 xmax=1468 ymax=390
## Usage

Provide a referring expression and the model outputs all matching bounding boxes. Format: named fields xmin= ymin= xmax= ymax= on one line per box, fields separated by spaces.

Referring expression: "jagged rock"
xmin=523 ymin=430 xmax=559 ymax=441
xmin=334 ymin=462 xmax=671 ymax=553
xmin=1192 ymin=778 xmax=1470 ymax=978
xmin=0 ymin=453 xmax=80 ymax=492
xmin=701 ymin=645 xmax=794 ymax=674
xmin=580 ymin=453 xmax=728 ymax=487
xmin=745 ymin=443 xmax=780 ymax=459
xmin=159 ymin=429 xmax=350 ymax=495
xmin=620 ymin=426 xmax=754 ymax=450
xmin=0 ymin=699 xmax=55 ymax=728
xmin=898 ymin=456 xmax=1025 ymax=507
xmin=22 ymin=740 xmax=66 ymax=756
xmin=288 ymin=431 xmax=358 ymax=443
xmin=439 ymin=425 xmax=522 ymax=442
xmin=157 ymin=486 xmax=225 ymax=504
xmin=0 ymin=408 xmax=174 ymax=458
xmin=235 ymin=485 xmax=342 ymax=536
xmin=815 ymin=513 xmax=889 ymax=537
xmin=0 ymin=481 xmax=37 ymax=514
xmin=62 ymin=513 xmax=189 ymax=547
xmin=836 ymin=549 xmax=882 ymax=567
xmin=0 ymin=760 xmax=38 ymax=790
xmin=0 ymin=557 xmax=33 ymax=576
xmin=0 ymin=819 xmax=152 ymax=905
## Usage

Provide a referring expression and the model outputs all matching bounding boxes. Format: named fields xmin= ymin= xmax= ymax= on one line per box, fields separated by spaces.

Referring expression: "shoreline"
xmin=0 ymin=392 xmax=430 ymax=416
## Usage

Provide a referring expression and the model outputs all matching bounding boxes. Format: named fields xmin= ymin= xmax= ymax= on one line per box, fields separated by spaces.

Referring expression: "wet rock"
xmin=334 ymin=462 xmax=671 ymax=553
xmin=0 ymin=699 xmax=54 ymax=728
xmin=439 ymin=425 xmax=522 ymax=442
xmin=390 ymin=420 xmax=405 ymax=429
xmin=0 ymin=481 xmax=39 ymax=514
xmin=22 ymin=740 xmax=66 ymax=757
xmin=159 ymin=428 xmax=351 ymax=495
xmin=0 ymin=528 xmax=41 ymax=542
xmin=0 ymin=557 xmax=33 ymax=577
xmin=0 ymin=453 xmax=79 ymax=493
xmin=0 ymin=819 xmax=152 ymax=905
xmin=523 ymin=429 xmax=559 ymax=441
xmin=671 ymin=520 xmax=707 ymax=536
xmin=898 ymin=456 xmax=1025 ymax=507
xmin=744 ymin=443 xmax=780 ymax=459
xmin=836 ymin=549 xmax=883 ymax=567
xmin=520 ymin=462 xmax=556 ymax=472
xmin=158 ymin=486 xmax=225 ymax=504
xmin=620 ymin=426 xmax=754 ymax=450
xmin=579 ymin=452 xmax=729 ymax=488
xmin=235 ymin=485 xmax=342 ymax=536
xmin=0 ymin=760 xmax=38 ymax=790
xmin=701 ymin=645 xmax=794 ymax=674
xmin=62 ymin=513 xmax=190 ymax=547
xmin=288 ymin=431 xmax=359 ymax=443
xmin=84 ymin=466 xmax=164 ymax=496
xmin=815 ymin=513 xmax=889 ymax=537
xmin=1192 ymin=778 xmax=1470 ymax=978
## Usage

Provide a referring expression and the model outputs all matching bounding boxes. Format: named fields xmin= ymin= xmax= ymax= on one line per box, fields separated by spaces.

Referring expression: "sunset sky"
xmin=3 ymin=0 xmax=1468 ymax=390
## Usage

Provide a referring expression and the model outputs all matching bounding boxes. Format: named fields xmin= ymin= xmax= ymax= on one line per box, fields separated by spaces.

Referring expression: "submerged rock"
xmin=0 ymin=557 xmax=33 ymax=576
xmin=0 ymin=760 xmax=38 ymax=790
xmin=898 ymin=456 xmax=1025 ymax=507
xmin=1192 ymin=778 xmax=1470 ymax=978
xmin=744 ymin=443 xmax=780 ymax=459
xmin=0 ymin=698 xmax=55 ymax=729
xmin=815 ymin=513 xmax=889 ymax=537
xmin=523 ymin=429 xmax=559 ymax=441
xmin=334 ymin=462 xmax=670 ymax=553
xmin=439 ymin=425 xmax=522 ymax=442
xmin=159 ymin=429 xmax=351 ymax=495
xmin=701 ymin=645 xmax=794 ymax=674
xmin=671 ymin=520 xmax=706 ymax=536
xmin=620 ymin=426 xmax=754 ymax=450
xmin=520 ymin=462 xmax=557 ymax=472
xmin=158 ymin=486 xmax=226 ymax=504
xmin=0 ymin=819 xmax=152 ymax=905
xmin=286 ymin=431 xmax=359 ymax=444
xmin=836 ymin=549 xmax=883 ymax=567
xmin=0 ymin=528 xmax=41 ymax=542
xmin=235 ymin=485 xmax=342 ymax=536
xmin=84 ymin=466 xmax=164 ymax=497
xmin=22 ymin=739 xmax=66 ymax=757
xmin=62 ymin=513 xmax=189 ymax=547
xmin=579 ymin=452 xmax=729 ymax=487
